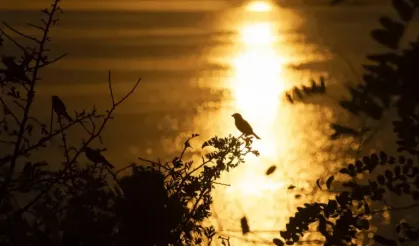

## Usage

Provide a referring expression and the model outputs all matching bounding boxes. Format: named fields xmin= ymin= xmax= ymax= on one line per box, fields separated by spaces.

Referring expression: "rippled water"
xmin=2 ymin=0 xmax=415 ymax=245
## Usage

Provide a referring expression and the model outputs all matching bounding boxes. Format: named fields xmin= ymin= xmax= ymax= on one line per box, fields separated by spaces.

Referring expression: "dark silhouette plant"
xmin=0 ymin=0 xmax=259 ymax=245
xmin=274 ymin=0 xmax=419 ymax=245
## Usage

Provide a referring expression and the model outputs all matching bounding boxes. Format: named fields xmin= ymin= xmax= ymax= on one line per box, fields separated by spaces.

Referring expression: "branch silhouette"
xmin=0 ymin=1 xmax=258 ymax=246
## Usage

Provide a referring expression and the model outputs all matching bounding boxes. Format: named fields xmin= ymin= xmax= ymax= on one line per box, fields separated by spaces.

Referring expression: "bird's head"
xmin=52 ymin=95 xmax=59 ymax=101
xmin=231 ymin=113 xmax=242 ymax=119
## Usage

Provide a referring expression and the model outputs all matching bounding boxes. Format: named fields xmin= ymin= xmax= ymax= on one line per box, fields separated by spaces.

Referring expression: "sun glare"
xmin=240 ymin=22 xmax=277 ymax=45
xmin=245 ymin=1 xmax=272 ymax=12
xmin=232 ymin=22 xmax=286 ymax=121
xmin=221 ymin=20 xmax=289 ymax=196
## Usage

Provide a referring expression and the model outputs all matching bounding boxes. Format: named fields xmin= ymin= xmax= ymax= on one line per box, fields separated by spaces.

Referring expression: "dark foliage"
xmin=284 ymin=76 xmax=326 ymax=104
xmin=0 ymin=1 xmax=259 ymax=245
xmin=275 ymin=0 xmax=419 ymax=245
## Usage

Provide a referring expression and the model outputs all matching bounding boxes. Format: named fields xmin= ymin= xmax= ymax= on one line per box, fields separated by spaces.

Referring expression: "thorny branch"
xmin=14 ymin=75 xmax=141 ymax=216
xmin=0 ymin=0 xmax=63 ymax=202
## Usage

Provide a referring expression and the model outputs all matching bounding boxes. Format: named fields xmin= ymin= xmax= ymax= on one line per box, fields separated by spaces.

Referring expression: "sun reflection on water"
xmin=224 ymin=6 xmax=290 ymax=196
xmin=201 ymin=1 xmax=337 ymax=245
xmin=232 ymin=22 xmax=286 ymax=122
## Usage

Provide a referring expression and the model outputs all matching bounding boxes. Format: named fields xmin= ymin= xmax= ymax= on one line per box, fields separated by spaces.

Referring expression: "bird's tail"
xmin=253 ymin=133 xmax=261 ymax=140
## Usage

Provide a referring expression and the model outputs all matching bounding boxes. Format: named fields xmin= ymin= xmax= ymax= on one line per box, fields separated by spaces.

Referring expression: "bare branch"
xmin=108 ymin=70 xmax=115 ymax=105
xmin=114 ymin=77 xmax=142 ymax=107
xmin=31 ymin=53 xmax=68 ymax=70
xmin=14 ymin=75 xmax=141 ymax=214
xmin=0 ymin=27 xmax=29 ymax=54
xmin=59 ymin=119 xmax=70 ymax=164
xmin=0 ymin=112 xmax=95 ymax=166
xmin=12 ymin=100 xmax=25 ymax=110
xmin=114 ymin=163 xmax=136 ymax=176
xmin=2 ymin=21 xmax=41 ymax=44
xmin=370 ymin=203 xmax=419 ymax=215
xmin=0 ymin=97 xmax=20 ymax=124
xmin=212 ymin=181 xmax=230 ymax=186
xmin=27 ymin=23 xmax=45 ymax=32
xmin=0 ymin=0 xmax=62 ymax=202
xmin=138 ymin=157 xmax=170 ymax=171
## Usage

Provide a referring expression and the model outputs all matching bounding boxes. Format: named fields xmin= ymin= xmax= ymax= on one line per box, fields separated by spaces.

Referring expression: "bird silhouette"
xmin=1 ymin=56 xmax=30 ymax=82
xmin=52 ymin=95 xmax=73 ymax=122
xmin=84 ymin=147 xmax=114 ymax=168
xmin=231 ymin=113 xmax=261 ymax=139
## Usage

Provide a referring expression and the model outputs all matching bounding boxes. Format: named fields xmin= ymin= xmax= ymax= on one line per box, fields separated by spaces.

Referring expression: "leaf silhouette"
xmin=380 ymin=17 xmax=404 ymax=35
xmin=378 ymin=17 xmax=405 ymax=50
xmin=392 ymin=0 xmax=414 ymax=22
xmin=240 ymin=216 xmax=250 ymax=235
xmin=366 ymin=53 xmax=400 ymax=64
xmin=316 ymin=179 xmax=322 ymax=189
xmin=283 ymin=76 xmax=327 ymax=103
xmin=273 ymin=238 xmax=284 ymax=246
xmin=265 ymin=165 xmax=277 ymax=175
xmin=326 ymin=176 xmax=334 ymax=190
xmin=371 ymin=28 xmax=400 ymax=50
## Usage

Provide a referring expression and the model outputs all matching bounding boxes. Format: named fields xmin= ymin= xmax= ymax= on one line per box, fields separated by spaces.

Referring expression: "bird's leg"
xmin=238 ymin=133 xmax=245 ymax=140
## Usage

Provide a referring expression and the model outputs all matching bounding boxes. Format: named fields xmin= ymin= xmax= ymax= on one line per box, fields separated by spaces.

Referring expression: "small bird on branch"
xmin=52 ymin=95 xmax=73 ymax=122
xmin=231 ymin=113 xmax=261 ymax=139
xmin=84 ymin=147 xmax=115 ymax=169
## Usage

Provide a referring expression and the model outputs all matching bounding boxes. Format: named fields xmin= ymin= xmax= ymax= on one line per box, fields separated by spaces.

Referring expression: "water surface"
xmin=1 ymin=0 xmax=413 ymax=244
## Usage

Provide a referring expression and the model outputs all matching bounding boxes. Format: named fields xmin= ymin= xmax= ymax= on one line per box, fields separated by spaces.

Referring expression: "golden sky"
xmin=0 ymin=0 xmax=234 ymax=11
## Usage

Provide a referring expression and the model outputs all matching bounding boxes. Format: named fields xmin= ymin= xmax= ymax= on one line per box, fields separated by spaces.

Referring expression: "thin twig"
xmin=114 ymin=163 xmax=136 ymax=176
xmin=0 ymin=97 xmax=20 ymax=124
xmin=0 ymin=0 xmax=61 ymax=203
xmin=33 ymin=53 xmax=68 ymax=70
xmin=108 ymin=70 xmax=115 ymax=105
xmin=2 ymin=22 xmax=41 ymax=44
xmin=27 ymin=23 xmax=45 ymax=32
xmin=15 ymin=75 xmax=141 ymax=215
xmin=0 ymin=113 xmax=94 ymax=166
xmin=138 ymin=157 xmax=170 ymax=171
xmin=212 ymin=181 xmax=230 ymax=186
xmin=12 ymin=100 xmax=25 ymax=110
xmin=370 ymin=203 xmax=419 ymax=215
xmin=0 ymin=27 xmax=29 ymax=54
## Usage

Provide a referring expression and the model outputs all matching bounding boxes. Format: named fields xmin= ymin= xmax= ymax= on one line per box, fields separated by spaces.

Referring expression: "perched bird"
xmin=52 ymin=95 xmax=73 ymax=122
xmin=84 ymin=147 xmax=114 ymax=168
xmin=1 ymin=56 xmax=30 ymax=82
xmin=231 ymin=113 xmax=261 ymax=139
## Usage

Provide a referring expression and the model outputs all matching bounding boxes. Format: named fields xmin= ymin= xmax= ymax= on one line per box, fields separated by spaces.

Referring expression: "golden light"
xmin=226 ymin=174 xmax=285 ymax=196
xmin=245 ymin=1 xmax=273 ymax=12
xmin=231 ymin=22 xmax=287 ymax=122
xmin=221 ymin=19 xmax=289 ymax=196
xmin=240 ymin=22 xmax=277 ymax=45
xmin=206 ymin=5 xmax=330 ymax=245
